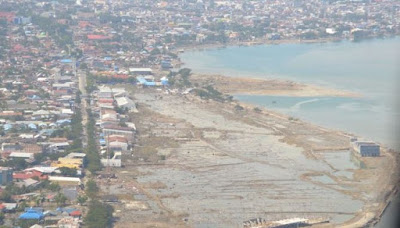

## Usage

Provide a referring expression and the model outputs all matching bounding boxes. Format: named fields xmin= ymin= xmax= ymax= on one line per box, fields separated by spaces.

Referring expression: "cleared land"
xmin=108 ymin=88 xmax=397 ymax=228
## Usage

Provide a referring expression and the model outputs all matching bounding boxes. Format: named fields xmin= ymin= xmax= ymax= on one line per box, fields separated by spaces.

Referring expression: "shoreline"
xmin=190 ymin=74 xmax=361 ymax=98
xmin=176 ymin=37 xmax=342 ymax=53
xmin=126 ymin=87 xmax=399 ymax=228
xmin=170 ymin=39 xmax=400 ymax=227
xmin=198 ymin=92 xmax=400 ymax=228
xmin=174 ymin=36 xmax=400 ymax=53
xmin=231 ymin=96 xmax=399 ymax=228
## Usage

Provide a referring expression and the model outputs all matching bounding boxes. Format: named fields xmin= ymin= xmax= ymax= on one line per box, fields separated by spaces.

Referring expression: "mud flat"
xmin=113 ymin=88 xmax=397 ymax=228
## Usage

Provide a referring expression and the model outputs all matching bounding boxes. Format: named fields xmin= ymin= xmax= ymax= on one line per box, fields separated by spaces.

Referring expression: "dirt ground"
xmin=104 ymin=88 xmax=397 ymax=228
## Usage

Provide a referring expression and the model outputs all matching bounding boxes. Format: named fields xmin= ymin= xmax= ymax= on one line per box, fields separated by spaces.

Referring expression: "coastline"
xmin=174 ymin=36 xmax=399 ymax=53
xmin=172 ymin=39 xmax=400 ymax=227
xmin=123 ymin=87 xmax=399 ymax=228
xmin=190 ymin=74 xmax=361 ymax=98
xmin=203 ymin=92 xmax=400 ymax=228
xmin=175 ymin=37 xmax=343 ymax=53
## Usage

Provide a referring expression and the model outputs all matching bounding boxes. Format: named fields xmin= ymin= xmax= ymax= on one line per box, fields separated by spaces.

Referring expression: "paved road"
xmin=78 ymin=69 xmax=88 ymax=147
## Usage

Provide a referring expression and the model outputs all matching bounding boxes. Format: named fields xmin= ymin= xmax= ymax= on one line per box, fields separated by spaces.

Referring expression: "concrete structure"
xmin=0 ymin=167 xmax=13 ymax=185
xmin=102 ymin=125 xmax=134 ymax=139
xmin=51 ymin=157 xmax=83 ymax=169
xmin=98 ymin=86 xmax=113 ymax=98
xmin=101 ymin=152 xmax=122 ymax=167
xmin=48 ymin=176 xmax=81 ymax=185
xmin=115 ymin=97 xmax=137 ymax=112
xmin=243 ymin=217 xmax=325 ymax=228
xmin=129 ymin=67 xmax=152 ymax=75
xmin=109 ymin=141 xmax=128 ymax=151
xmin=9 ymin=152 xmax=34 ymax=160
xmin=351 ymin=138 xmax=380 ymax=157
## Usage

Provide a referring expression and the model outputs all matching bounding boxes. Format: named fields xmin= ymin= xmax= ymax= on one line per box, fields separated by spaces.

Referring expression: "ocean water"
xmin=180 ymin=38 xmax=400 ymax=150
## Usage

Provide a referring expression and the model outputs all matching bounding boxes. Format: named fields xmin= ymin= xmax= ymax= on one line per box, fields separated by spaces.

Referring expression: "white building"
xmin=115 ymin=97 xmax=138 ymax=112
xmin=101 ymin=152 xmax=122 ymax=167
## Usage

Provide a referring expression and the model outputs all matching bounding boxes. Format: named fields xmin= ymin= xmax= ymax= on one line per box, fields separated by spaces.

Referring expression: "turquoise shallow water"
xmin=181 ymin=38 xmax=400 ymax=150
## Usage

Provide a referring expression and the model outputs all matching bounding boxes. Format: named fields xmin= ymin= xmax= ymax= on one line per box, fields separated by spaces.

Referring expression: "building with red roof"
xmin=98 ymin=98 xmax=114 ymax=104
xmin=13 ymin=170 xmax=48 ymax=180
xmin=69 ymin=210 xmax=82 ymax=217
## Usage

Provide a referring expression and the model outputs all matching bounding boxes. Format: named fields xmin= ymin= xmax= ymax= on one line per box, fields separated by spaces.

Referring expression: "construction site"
xmin=97 ymin=87 xmax=398 ymax=228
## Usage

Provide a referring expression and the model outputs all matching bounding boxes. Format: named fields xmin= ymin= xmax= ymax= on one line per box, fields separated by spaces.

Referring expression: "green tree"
xmin=178 ymin=68 xmax=191 ymax=79
xmin=17 ymin=219 xmax=38 ymax=228
xmin=86 ymin=73 xmax=97 ymax=93
xmin=47 ymin=182 xmax=61 ymax=192
xmin=33 ymin=153 xmax=46 ymax=164
xmin=75 ymin=92 xmax=81 ymax=104
xmin=55 ymin=193 xmax=67 ymax=207
xmin=59 ymin=167 xmax=77 ymax=177
xmin=85 ymin=109 xmax=102 ymax=174
xmin=7 ymin=158 xmax=27 ymax=170
xmin=150 ymin=48 xmax=161 ymax=55
xmin=0 ymin=190 xmax=13 ymax=203
xmin=77 ymin=195 xmax=88 ymax=205
xmin=79 ymin=63 xmax=88 ymax=70
xmin=17 ymin=201 xmax=28 ymax=212
xmin=85 ymin=200 xmax=113 ymax=228
xmin=0 ymin=212 xmax=4 ymax=224
xmin=85 ymin=179 xmax=99 ymax=199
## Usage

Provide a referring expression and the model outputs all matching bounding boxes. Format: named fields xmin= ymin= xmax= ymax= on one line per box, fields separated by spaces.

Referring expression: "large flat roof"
xmin=129 ymin=67 xmax=152 ymax=72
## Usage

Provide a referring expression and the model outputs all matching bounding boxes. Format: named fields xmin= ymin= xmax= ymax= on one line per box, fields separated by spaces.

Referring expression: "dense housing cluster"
xmin=0 ymin=0 xmax=397 ymax=227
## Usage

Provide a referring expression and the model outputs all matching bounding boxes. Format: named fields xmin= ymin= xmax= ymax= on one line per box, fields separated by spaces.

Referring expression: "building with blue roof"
xmin=29 ymin=95 xmax=41 ymax=100
xmin=3 ymin=124 xmax=12 ymax=131
xmin=56 ymin=207 xmax=78 ymax=214
xmin=39 ymin=129 xmax=56 ymax=136
xmin=99 ymin=138 xmax=106 ymax=146
xmin=60 ymin=59 xmax=73 ymax=64
xmin=28 ymin=123 xmax=37 ymax=130
xmin=136 ymin=76 xmax=156 ymax=86
xmin=161 ymin=60 xmax=172 ymax=69
xmin=56 ymin=119 xmax=71 ymax=126
xmin=160 ymin=77 xmax=169 ymax=86
xmin=19 ymin=207 xmax=44 ymax=220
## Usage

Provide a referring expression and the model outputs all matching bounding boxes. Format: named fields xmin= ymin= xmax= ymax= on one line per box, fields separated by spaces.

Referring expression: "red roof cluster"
xmin=78 ymin=21 xmax=91 ymax=28
xmin=111 ymin=74 xmax=129 ymax=79
xmin=0 ymin=12 xmax=16 ymax=22
xmin=13 ymin=44 xmax=25 ymax=52
xmin=87 ymin=35 xmax=110 ymax=40
xmin=0 ymin=112 xmax=22 ymax=117
xmin=98 ymin=98 xmax=114 ymax=104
